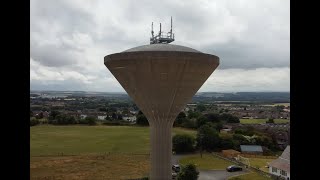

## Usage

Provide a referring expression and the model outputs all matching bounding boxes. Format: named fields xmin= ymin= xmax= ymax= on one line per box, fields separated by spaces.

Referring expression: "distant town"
xmin=30 ymin=91 xmax=290 ymax=179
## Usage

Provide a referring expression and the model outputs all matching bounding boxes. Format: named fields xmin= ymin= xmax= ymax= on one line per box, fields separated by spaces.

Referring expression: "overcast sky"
xmin=30 ymin=0 xmax=290 ymax=92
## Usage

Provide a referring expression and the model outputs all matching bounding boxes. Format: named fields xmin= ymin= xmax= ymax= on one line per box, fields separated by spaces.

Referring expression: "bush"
xmin=177 ymin=164 xmax=199 ymax=180
xmin=181 ymin=119 xmax=197 ymax=129
xmin=136 ymin=114 xmax=149 ymax=126
xmin=172 ymin=134 xmax=195 ymax=153
xmin=30 ymin=117 xmax=40 ymax=126
xmin=85 ymin=116 xmax=96 ymax=125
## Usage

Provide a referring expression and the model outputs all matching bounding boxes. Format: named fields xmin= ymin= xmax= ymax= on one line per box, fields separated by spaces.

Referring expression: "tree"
xmin=196 ymin=116 xmax=209 ymax=128
xmin=111 ymin=112 xmax=117 ymax=120
xmin=49 ymin=110 xmax=60 ymax=120
xmin=177 ymin=164 xmax=199 ymax=180
xmin=219 ymin=113 xmax=240 ymax=123
xmin=196 ymin=104 xmax=206 ymax=112
xmin=30 ymin=117 xmax=40 ymax=126
xmin=99 ymin=107 xmax=107 ymax=112
xmin=204 ymin=113 xmax=220 ymax=123
xmin=136 ymin=113 xmax=149 ymax=126
xmin=117 ymin=113 xmax=123 ymax=120
xmin=85 ymin=116 xmax=96 ymax=125
xmin=172 ymin=134 xmax=195 ymax=153
xmin=219 ymin=138 xmax=235 ymax=150
xmin=196 ymin=123 xmax=220 ymax=153
xmin=188 ymin=111 xmax=201 ymax=119
xmin=174 ymin=112 xmax=187 ymax=126
xmin=266 ymin=118 xmax=274 ymax=123
xmin=30 ymin=110 xmax=34 ymax=117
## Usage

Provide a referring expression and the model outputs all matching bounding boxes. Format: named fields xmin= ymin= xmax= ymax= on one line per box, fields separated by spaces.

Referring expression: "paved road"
xmin=172 ymin=154 xmax=248 ymax=180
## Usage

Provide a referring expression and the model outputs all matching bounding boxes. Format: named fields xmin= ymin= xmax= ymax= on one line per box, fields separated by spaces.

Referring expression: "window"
xmin=272 ymin=167 xmax=277 ymax=173
xmin=280 ymin=170 xmax=287 ymax=176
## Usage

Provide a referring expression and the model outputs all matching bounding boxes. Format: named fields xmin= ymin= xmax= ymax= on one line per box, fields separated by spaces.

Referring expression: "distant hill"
xmin=193 ymin=92 xmax=290 ymax=103
xmin=30 ymin=91 xmax=289 ymax=103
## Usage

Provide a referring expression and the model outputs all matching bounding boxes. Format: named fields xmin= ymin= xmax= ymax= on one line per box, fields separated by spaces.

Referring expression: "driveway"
xmin=198 ymin=170 xmax=248 ymax=180
xmin=172 ymin=154 xmax=248 ymax=180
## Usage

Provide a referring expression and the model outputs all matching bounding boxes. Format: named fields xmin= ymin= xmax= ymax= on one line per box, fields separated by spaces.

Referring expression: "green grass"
xmin=179 ymin=153 xmax=233 ymax=170
xmin=249 ymin=158 xmax=276 ymax=172
xmin=240 ymin=119 xmax=289 ymax=124
xmin=228 ymin=171 xmax=272 ymax=180
xmin=30 ymin=125 xmax=196 ymax=156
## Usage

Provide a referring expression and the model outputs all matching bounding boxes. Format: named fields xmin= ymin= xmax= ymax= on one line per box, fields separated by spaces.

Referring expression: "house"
xmin=122 ymin=116 xmax=137 ymax=122
xmin=220 ymin=128 xmax=232 ymax=134
xmin=240 ymin=145 xmax=263 ymax=155
xmin=80 ymin=114 xmax=87 ymax=119
xmin=269 ymin=145 xmax=290 ymax=180
xmin=97 ymin=115 xmax=108 ymax=120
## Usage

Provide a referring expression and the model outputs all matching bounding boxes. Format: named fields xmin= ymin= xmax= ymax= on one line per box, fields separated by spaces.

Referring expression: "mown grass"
xmin=179 ymin=153 xmax=233 ymax=170
xmin=30 ymin=125 xmax=196 ymax=156
xmin=240 ymin=119 xmax=289 ymax=124
xmin=249 ymin=158 xmax=276 ymax=172
xmin=228 ymin=171 xmax=272 ymax=180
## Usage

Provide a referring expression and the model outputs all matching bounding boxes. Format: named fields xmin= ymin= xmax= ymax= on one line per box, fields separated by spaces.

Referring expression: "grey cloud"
xmin=30 ymin=44 xmax=79 ymax=67
xmin=201 ymin=40 xmax=289 ymax=69
xmin=31 ymin=0 xmax=94 ymax=34
xmin=30 ymin=0 xmax=290 ymax=91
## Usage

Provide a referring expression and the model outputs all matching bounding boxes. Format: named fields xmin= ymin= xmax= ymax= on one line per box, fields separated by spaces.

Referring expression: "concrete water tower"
xmin=104 ymin=18 xmax=219 ymax=179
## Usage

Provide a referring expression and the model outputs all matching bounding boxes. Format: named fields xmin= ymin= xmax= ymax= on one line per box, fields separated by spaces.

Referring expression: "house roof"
xmin=240 ymin=145 xmax=263 ymax=152
xmin=269 ymin=145 xmax=290 ymax=172
xmin=280 ymin=145 xmax=290 ymax=160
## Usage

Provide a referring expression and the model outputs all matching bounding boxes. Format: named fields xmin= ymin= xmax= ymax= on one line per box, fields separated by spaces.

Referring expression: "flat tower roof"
xmin=123 ymin=44 xmax=201 ymax=53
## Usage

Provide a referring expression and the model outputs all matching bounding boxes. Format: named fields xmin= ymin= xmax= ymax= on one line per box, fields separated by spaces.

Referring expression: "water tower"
xmin=104 ymin=18 xmax=219 ymax=179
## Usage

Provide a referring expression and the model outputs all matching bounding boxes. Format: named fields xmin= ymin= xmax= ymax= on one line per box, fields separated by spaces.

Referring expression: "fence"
xmin=240 ymin=154 xmax=277 ymax=159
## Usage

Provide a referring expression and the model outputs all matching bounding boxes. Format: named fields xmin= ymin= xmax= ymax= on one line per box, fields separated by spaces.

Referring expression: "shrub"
xmin=177 ymin=164 xmax=199 ymax=180
xmin=172 ymin=134 xmax=195 ymax=153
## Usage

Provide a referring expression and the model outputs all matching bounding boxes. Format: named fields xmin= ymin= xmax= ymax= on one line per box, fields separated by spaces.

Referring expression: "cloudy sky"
xmin=30 ymin=0 xmax=290 ymax=92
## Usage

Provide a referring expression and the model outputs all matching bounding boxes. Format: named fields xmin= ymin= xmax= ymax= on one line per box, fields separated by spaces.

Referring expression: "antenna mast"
xmin=150 ymin=17 xmax=175 ymax=44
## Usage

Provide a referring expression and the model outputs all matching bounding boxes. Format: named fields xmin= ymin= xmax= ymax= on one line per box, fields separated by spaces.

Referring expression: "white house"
xmin=269 ymin=145 xmax=290 ymax=180
xmin=80 ymin=114 xmax=87 ymax=119
xmin=122 ymin=116 xmax=137 ymax=122
xmin=98 ymin=115 xmax=108 ymax=120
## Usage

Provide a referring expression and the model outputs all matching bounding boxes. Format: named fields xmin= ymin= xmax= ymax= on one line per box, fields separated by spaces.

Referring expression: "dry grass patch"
xmin=30 ymin=154 xmax=150 ymax=180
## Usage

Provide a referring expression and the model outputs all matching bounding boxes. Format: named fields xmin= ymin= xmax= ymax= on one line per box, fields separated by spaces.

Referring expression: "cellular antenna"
xmin=151 ymin=22 xmax=154 ymax=38
xmin=150 ymin=17 xmax=175 ymax=44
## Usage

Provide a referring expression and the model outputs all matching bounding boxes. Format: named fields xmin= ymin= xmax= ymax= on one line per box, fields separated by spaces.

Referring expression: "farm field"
xmin=240 ymin=119 xmax=289 ymax=124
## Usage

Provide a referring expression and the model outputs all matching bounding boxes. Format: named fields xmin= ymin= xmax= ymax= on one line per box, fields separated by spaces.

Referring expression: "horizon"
xmin=30 ymin=90 xmax=290 ymax=93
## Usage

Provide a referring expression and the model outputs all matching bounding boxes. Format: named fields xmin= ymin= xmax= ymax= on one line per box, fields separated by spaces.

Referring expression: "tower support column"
xmin=150 ymin=121 xmax=173 ymax=180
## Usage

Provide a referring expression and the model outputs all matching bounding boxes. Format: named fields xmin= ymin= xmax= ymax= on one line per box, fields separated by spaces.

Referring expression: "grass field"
xmin=30 ymin=125 xmax=196 ymax=180
xmin=31 ymin=125 xmax=196 ymax=156
xmin=30 ymin=154 xmax=150 ymax=180
xmin=179 ymin=153 xmax=233 ymax=170
xmin=249 ymin=158 xmax=276 ymax=172
xmin=228 ymin=171 xmax=272 ymax=180
xmin=240 ymin=119 xmax=289 ymax=124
